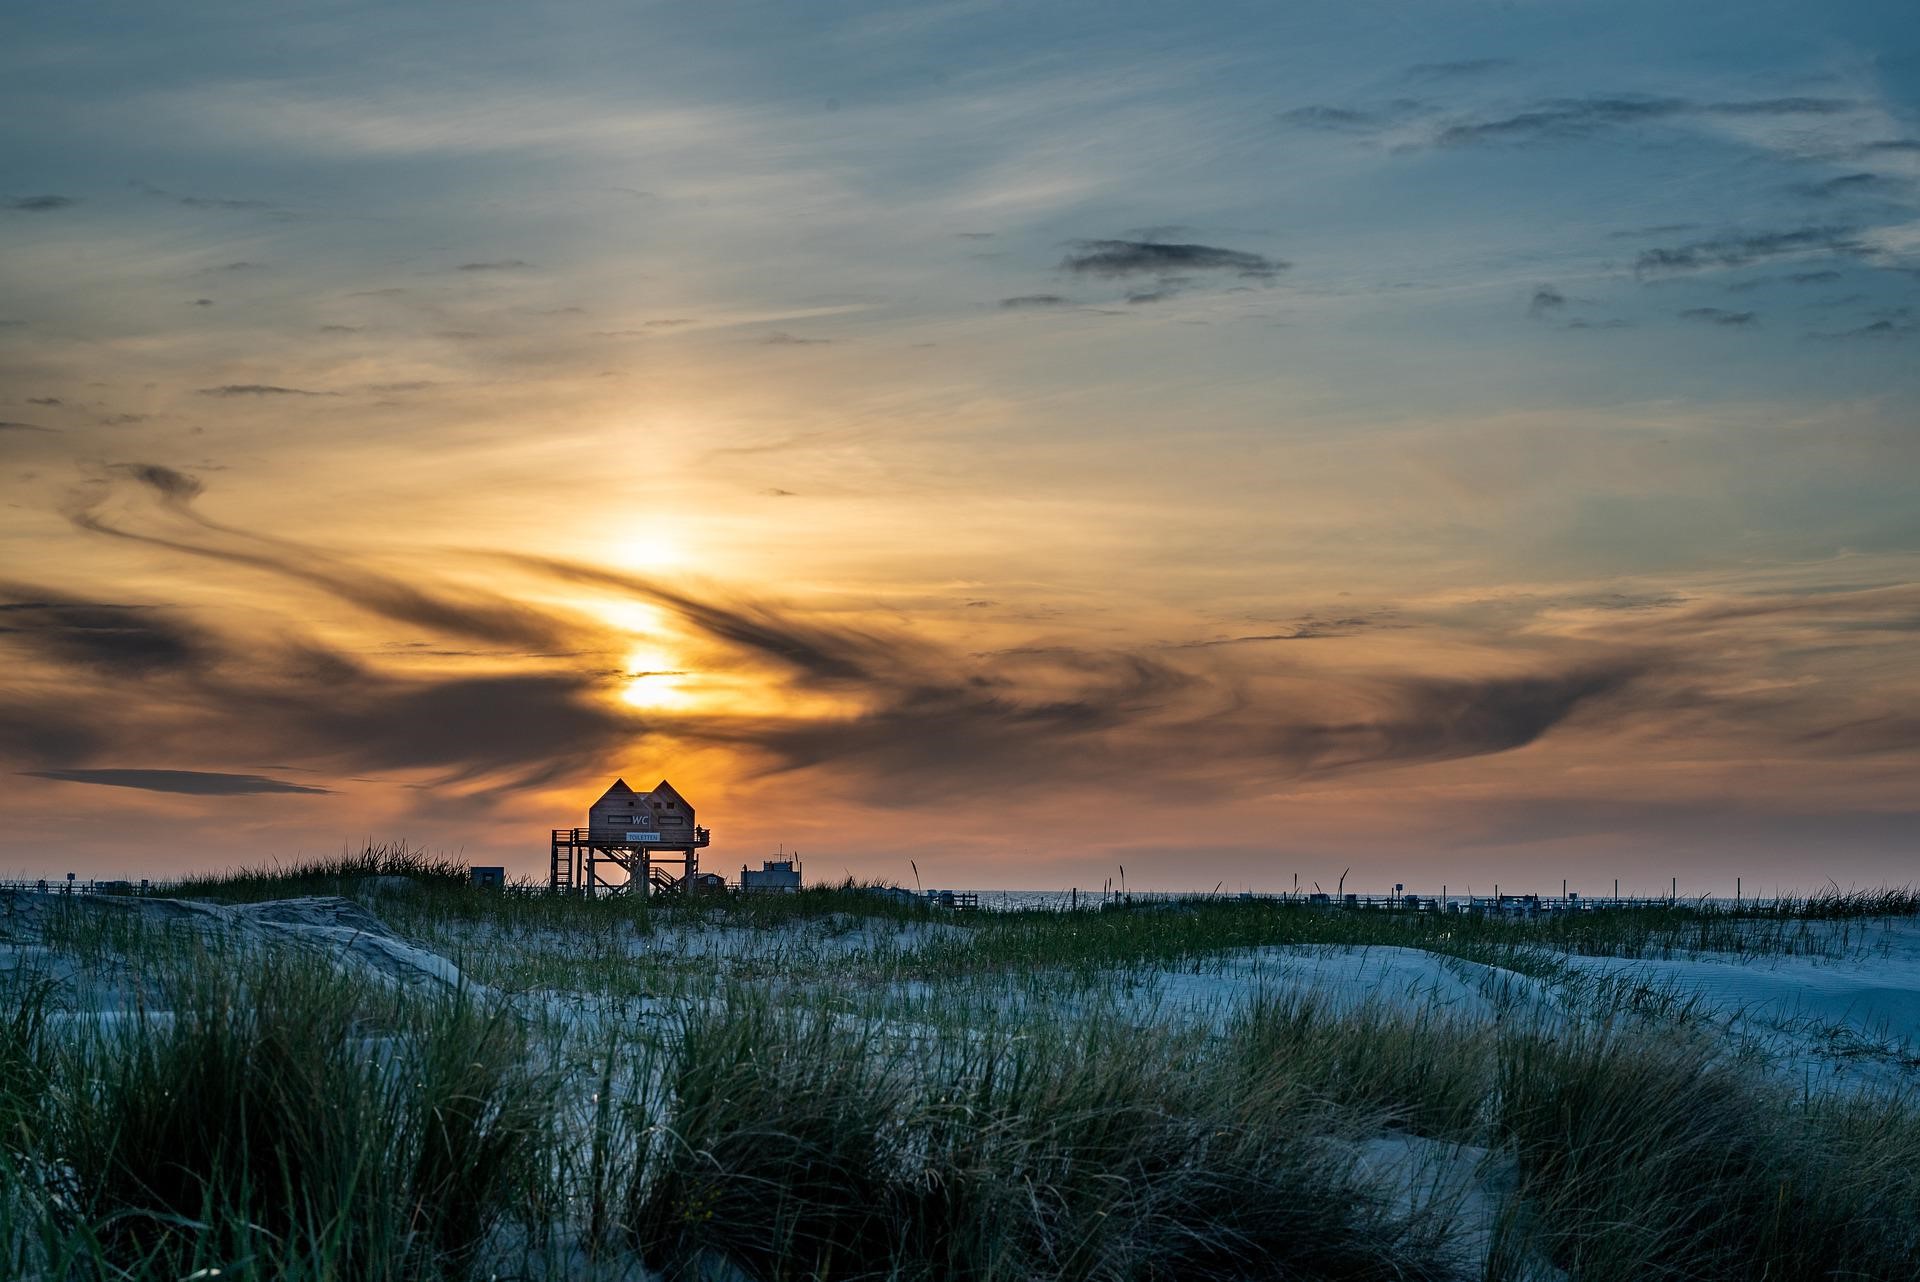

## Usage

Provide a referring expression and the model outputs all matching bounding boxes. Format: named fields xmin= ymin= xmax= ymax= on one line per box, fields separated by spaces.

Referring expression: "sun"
xmin=614 ymin=529 xmax=688 ymax=576
xmin=599 ymin=599 xmax=668 ymax=635
xmin=620 ymin=648 xmax=694 ymax=710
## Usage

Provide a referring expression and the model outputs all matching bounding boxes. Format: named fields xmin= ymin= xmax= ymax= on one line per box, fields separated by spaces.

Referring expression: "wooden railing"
xmin=551 ymin=826 xmax=710 ymax=846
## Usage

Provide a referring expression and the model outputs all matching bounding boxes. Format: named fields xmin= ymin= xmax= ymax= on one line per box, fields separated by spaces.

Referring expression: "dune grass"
xmin=167 ymin=839 xmax=474 ymax=902
xmin=621 ymin=992 xmax=1453 ymax=1282
xmin=0 ymin=962 xmax=54 ymax=1183
xmin=6 ymin=947 xmax=546 ymax=1281
xmin=4 ymin=873 xmax=1918 ymax=1279
xmin=890 ymin=889 xmax=1920 ymax=983
xmin=1494 ymin=1023 xmax=1920 ymax=1280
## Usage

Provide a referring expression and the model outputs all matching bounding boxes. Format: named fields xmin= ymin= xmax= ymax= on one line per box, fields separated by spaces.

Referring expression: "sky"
xmin=2 ymin=0 xmax=1918 ymax=894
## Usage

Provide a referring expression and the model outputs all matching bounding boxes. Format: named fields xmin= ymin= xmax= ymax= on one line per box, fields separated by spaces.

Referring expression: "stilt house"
xmin=551 ymin=777 xmax=707 ymax=895
xmin=586 ymin=778 xmax=697 ymax=845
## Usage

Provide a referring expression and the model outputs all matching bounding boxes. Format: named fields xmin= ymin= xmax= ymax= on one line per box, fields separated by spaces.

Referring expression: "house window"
xmin=663 ymin=801 xmax=677 ymax=808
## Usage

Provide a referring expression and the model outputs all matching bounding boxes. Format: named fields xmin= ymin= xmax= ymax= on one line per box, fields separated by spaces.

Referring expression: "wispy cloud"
xmin=0 ymin=587 xmax=210 ymax=674
xmin=1170 ymin=616 xmax=1380 ymax=647
xmin=21 ymin=768 xmax=331 ymax=796
xmin=1061 ymin=240 xmax=1286 ymax=280
xmin=197 ymin=384 xmax=339 ymax=397
xmin=66 ymin=467 xmax=573 ymax=650
xmin=1635 ymin=227 xmax=1862 ymax=275
xmin=1679 ymin=307 xmax=1758 ymax=326
xmin=132 ymin=180 xmax=287 ymax=215
xmin=1792 ymin=172 xmax=1893 ymax=199
xmin=1528 ymin=285 xmax=1567 ymax=318
xmin=15 ymin=461 xmax=1920 ymax=816
xmin=1405 ymin=57 xmax=1514 ymax=80
xmin=6 ymin=195 xmax=78 ymax=212
xmin=1813 ymin=317 xmax=1916 ymax=340
xmin=503 ymin=555 xmax=1652 ymax=798
xmin=1432 ymin=95 xmax=1855 ymax=147
xmin=1279 ymin=91 xmax=1870 ymax=158
xmin=1279 ymin=105 xmax=1387 ymax=130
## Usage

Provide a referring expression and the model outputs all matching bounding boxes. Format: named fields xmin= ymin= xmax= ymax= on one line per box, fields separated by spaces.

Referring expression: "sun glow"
xmin=621 ymin=648 xmax=694 ymax=710
xmin=614 ymin=529 xmax=689 ymax=576
xmin=599 ymin=599 xmax=668 ymax=634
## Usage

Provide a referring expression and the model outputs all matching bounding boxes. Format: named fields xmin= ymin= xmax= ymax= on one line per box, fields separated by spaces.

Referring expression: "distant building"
xmin=741 ymin=858 xmax=801 ymax=893
xmin=470 ymin=866 xmax=505 ymax=889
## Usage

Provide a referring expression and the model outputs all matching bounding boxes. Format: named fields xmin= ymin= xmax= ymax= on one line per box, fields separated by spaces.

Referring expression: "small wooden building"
xmin=551 ymin=777 xmax=709 ymax=895
xmin=586 ymin=778 xmax=698 ymax=845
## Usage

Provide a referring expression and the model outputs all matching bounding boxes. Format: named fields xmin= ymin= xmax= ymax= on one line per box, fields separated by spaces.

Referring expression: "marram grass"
xmin=2 ymin=870 xmax=1917 ymax=1280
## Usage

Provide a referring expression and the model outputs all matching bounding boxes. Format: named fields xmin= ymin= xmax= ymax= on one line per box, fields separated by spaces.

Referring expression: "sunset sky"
xmin=3 ymin=0 xmax=1918 ymax=893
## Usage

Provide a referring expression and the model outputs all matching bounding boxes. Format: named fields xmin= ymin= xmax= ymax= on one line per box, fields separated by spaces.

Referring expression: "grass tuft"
xmin=49 ymin=950 xmax=542 ymax=1279
xmin=625 ymin=993 xmax=1453 ymax=1281
xmin=172 ymin=839 xmax=472 ymax=903
xmin=1495 ymin=1022 xmax=1920 ymax=1280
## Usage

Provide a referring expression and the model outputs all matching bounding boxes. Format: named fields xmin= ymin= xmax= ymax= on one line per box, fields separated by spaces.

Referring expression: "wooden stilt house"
xmin=551 ymin=777 xmax=709 ymax=895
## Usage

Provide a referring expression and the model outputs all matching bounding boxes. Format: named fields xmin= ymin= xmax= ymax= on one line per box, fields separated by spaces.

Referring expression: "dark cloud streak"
xmin=1432 ymin=94 xmax=1854 ymax=147
xmin=6 ymin=195 xmax=77 ymax=212
xmin=1679 ymin=307 xmax=1757 ymax=326
xmin=0 ymin=585 xmax=212 ymax=674
xmin=197 ymin=384 xmax=339 ymax=397
xmin=1635 ymin=227 xmax=1861 ymax=275
xmin=1061 ymin=240 xmax=1287 ymax=280
xmin=22 ymin=768 xmax=331 ymax=796
xmin=133 ymin=181 xmax=283 ymax=214
xmin=33 ymin=476 xmax=1912 ymax=810
xmin=65 ymin=467 xmax=574 ymax=650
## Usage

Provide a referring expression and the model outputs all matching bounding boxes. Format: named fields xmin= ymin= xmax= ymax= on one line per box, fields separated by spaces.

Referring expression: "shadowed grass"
xmin=171 ymin=839 xmax=473 ymax=902
xmin=1493 ymin=1023 xmax=1920 ymax=1281
xmin=1231 ymin=993 xmax=1496 ymax=1143
xmin=893 ymin=890 xmax=1920 ymax=981
xmin=0 ymin=963 xmax=54 ymax=1157
xmin=46 ymin=950 xmax=545 ymax=1280
xmin=624 ymin=991 xmax=1455 ymax=1281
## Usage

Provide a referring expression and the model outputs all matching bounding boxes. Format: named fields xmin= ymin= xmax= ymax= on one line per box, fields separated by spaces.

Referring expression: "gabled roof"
xmin=589 ymin=776 xmax=690 ymax=814
xmin=592 ymin=778 xmax=638 ymax=806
